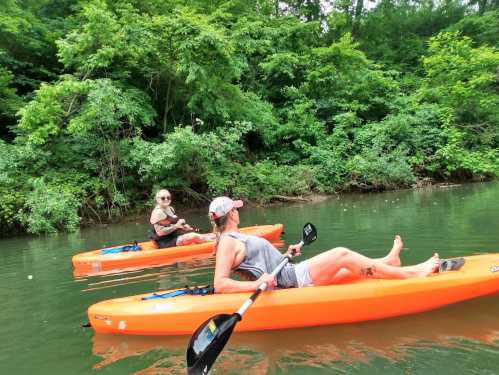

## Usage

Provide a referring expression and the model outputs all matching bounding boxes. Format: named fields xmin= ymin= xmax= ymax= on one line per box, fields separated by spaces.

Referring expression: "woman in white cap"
xmin=209 ymin=196 xmax=440 ymax=293
xmin=150 ymin=189 xmax=215 ymax=248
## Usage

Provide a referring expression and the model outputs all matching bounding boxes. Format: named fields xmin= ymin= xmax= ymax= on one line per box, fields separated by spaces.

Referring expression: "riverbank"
xmin=81 ymin=179 xmax=473 ymax=229
xmin=1 ymin=178 xmax=489 ymax=239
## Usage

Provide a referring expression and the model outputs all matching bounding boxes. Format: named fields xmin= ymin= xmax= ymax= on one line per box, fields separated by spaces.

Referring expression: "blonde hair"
xmin=209 ymin=213 xmax=230 ymax=254
xmin=210 ymin=214 xmax=229 ymax=234
xmin=155 ymin=189 xmax=170 ymax=202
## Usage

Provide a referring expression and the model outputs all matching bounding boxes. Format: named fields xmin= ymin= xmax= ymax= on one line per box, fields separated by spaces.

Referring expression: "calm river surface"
xmin=1 ymin=182 xmax=498 ymax=374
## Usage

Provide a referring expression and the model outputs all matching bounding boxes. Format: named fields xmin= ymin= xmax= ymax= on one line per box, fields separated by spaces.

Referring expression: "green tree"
xmin=447 ymin=10 xmax=499 ymax=47
xmin=420 ymin=32 xmax=499 ymax=177
xmin=17 ymin=76 xmax=155 ymax=216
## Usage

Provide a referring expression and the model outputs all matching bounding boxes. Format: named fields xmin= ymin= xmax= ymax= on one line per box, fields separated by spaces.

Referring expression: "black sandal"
xmin=438 ymin=257 xmax=465 ymax=273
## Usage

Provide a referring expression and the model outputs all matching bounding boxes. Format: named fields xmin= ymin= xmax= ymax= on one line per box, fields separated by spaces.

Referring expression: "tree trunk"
xmin=478 ymin=0 xmax=488 ymax=15
xmin=352 ymin=0 xmax=364 ymax=37
xmin=162 ymin=78 xmax=171 ymax=134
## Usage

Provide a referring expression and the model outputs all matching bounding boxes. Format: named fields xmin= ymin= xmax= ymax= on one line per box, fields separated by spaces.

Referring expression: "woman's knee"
xmin=329 ymin=247 xmax=351 ymax=259
xmin=183 ymin=233 xmax=203 ymax=244
xmin=314 ymin=247 xmax=352 ymax=266
xmin=178 ymin=233 xmax=194 ymax=244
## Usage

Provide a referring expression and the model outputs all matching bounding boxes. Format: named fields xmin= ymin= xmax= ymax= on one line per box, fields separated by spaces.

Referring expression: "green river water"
xmin=1 ymin=182 xmax=498 ymax=374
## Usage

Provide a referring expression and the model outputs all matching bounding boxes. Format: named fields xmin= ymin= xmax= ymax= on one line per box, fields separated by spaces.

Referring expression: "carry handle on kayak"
xmin=186 ymin=223 xmax=317 ymax=375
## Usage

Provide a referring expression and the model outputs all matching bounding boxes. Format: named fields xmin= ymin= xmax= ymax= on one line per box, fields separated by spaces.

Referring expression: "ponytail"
xmin=209 ymin=213 xmax=229 ymax=254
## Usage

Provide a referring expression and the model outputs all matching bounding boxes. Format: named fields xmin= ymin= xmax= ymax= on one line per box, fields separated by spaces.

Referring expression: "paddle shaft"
xmin=235 ymin=240 xmax=303 ymax=317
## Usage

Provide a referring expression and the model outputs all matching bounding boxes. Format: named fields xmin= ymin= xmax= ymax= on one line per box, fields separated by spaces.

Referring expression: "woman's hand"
xmin=175 ymin=219 xmax=186 ymax=229
xmin=256 ymin=273 xmax=277 ymax=289
xmin=285 ymin=243 xmax=302 ymax=257
xmin=183 ymin=224 xmax=194 ymax=231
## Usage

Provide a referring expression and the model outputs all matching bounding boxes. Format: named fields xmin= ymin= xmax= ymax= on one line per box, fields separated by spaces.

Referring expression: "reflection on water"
xmin=92 ymin=295 xmax=499 ymax=374
xmin=77 ymin=257 xmax=215 ymax=294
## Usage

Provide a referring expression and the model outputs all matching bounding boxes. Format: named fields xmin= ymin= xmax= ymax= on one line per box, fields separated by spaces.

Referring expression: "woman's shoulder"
xmin=219 ymin=232 xmax=239 ymax=243
xmin=150 ymin=206 xmax=166 ymax=224
xmin=222 ymin=231 xmax=250 ymax=242
xmin=216 ymin=234 xmax=238 ymax=253
xmin=219 ymin=231 xmax=248 ymax=246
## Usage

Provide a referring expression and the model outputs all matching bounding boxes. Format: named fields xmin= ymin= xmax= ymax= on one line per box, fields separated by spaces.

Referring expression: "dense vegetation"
xmin=0 ymin=0 xmax=498 ymax=235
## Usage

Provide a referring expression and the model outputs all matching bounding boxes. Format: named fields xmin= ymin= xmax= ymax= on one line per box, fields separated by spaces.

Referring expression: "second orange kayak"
xmin=72 ymin=224 xmax=283 ymax=275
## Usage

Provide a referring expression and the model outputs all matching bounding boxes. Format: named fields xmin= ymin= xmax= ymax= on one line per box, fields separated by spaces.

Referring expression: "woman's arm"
xmin=214 ymin=237 xmax=275 ymax=293
xmin=154 ymin=221 xmax=181 ymax=236
xmin=151 ymin=207 xmax=182 ymax=236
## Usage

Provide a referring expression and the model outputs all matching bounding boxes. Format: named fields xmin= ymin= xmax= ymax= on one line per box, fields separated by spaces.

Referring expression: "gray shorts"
xmin=294 ymin=260 xmax=314 ymax=287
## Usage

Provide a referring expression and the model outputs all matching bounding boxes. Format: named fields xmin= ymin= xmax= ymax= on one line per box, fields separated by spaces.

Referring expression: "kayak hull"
xmin=73 ymin=224 xmax=283 ymax=275
xmin=88 ymin=253 xmax=499 ymax=335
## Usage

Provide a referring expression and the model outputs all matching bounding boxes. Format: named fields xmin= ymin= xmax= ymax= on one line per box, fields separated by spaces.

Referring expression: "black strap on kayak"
xmin=142 ymin=285 xmax=214 ymax=300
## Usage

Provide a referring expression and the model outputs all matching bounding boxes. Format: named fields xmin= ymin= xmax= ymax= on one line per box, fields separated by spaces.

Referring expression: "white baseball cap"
xmin=208 ymin=197 xmax=243 ymax=219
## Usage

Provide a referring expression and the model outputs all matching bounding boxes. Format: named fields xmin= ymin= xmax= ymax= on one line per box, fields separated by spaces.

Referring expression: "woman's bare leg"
xmin=176 ymin=233 xmax=216 ymax=246
xmin=328 ymin=235 xmax=404 ymax=283
xmin=307 ymin=247 xmax=439 ymax=286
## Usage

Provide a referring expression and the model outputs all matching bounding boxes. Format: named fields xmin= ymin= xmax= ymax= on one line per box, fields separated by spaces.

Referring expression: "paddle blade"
xmin=186 ymin=313 xmax=240 ymax=375
xmin=302 ymin=223 xmax=317 ymax=245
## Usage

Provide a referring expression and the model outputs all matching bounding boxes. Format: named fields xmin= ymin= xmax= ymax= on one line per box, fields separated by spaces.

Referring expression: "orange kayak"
xmin=73 ymin=224 xmax=283 ymax=275
xmin=88 ymin=253 xmax=499 ymax=335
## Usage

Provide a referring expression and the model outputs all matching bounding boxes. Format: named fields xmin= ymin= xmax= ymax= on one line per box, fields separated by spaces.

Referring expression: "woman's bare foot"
xmin=382 ymin=235 xmax=403 ymax=266
xmin=411 ymin=253 xmax=440 ymax=277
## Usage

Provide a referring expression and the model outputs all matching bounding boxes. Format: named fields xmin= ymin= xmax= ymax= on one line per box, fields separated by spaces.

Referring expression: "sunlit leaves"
xmin=16 ymin=178 xmax=81 ymax=233
xmin=419 ymin=32 xmax=499 ymax=177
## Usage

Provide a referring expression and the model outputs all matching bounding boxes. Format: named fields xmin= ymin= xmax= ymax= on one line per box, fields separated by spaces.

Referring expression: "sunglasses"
xmin=160 ymin=196 xmax=171 ymax=201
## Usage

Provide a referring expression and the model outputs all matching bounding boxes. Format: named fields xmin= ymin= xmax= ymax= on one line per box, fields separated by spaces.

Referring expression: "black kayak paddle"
xmin=186 ymin=222 xmax=317 ymax=374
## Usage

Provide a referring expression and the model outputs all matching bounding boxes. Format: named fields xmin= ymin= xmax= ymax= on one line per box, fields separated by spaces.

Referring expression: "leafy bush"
xmin=127 ymin=123 xmax=250 ymax=192
xmin=126 ymin=123 xmax=316 ymax=202
xmin=346 ymin=145 xmax=416 ymax=190
xmin=306 ymin=128 xmax=351 ymax=192
xmin=208 ymin=160 xmax=316 ymax=202
xmin=447 ymin=11 xmax=499 ymax=47
xmin=0 ymin=66 xmax=22 ymax=124
xmin=0 ymin=185 xmax=25 ymax=235
xmin=17 ymin=178 xmax=81 ymax=234
xmin=419 ymin=32 xmax=499 ymax=177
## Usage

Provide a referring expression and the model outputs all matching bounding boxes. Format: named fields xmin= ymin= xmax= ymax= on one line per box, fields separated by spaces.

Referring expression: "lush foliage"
xmin=0 ymin=0 xmax=498 ymax=234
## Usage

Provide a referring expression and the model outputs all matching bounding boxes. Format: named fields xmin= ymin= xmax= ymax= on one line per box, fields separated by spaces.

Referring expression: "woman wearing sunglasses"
xmin=150 ymin=189 xmax=215 ymax=248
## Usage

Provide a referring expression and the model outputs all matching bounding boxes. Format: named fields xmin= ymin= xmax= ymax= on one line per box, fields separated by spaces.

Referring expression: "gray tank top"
xmin=223 ymin=232 xmax=298 ymax=288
